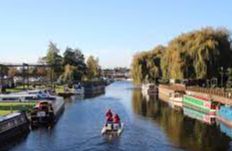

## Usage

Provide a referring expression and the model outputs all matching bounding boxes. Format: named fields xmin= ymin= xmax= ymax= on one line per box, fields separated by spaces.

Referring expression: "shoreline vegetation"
xmin=0 ymin=42 xmax=102 ymax=116
xmin=0 ymin=102 xmax=36 ymax=116
xmin=131 ymin=27 xmax=232 ymax=87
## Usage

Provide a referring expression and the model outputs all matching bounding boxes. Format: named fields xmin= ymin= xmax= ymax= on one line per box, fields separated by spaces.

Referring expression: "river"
xmin=2 ymin=81 xmax=232 ymax=151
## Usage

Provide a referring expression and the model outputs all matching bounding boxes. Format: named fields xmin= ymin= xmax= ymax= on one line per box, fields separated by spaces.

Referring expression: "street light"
xmin=22 ymin=63 xmax=29 ymax=89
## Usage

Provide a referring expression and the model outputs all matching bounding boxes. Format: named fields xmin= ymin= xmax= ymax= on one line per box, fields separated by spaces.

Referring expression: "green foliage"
xmin=131 ymin=27 xmax=232 ymax=84
xmin=0 ymin=64 xmax=9 ymax=76
xmin=43 ymin=42 xmax=63 ymax=79
xmin=40 ymin=42 xmax=99 ymax=84
xmin=63 ymin=47 xmax=87 ymax=81
xmin=86 ymin=56 xmax=101 ymax=80
xmin=226 ymin=68 xmax=232 ymax=88
xmin=131 ymin=45 xmax=165 ymax=84
xmin=60 ymin=64 xmax=81 ymax=83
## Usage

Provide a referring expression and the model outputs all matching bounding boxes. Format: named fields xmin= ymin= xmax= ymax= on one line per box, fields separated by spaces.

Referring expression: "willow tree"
xmin=86 ymin=56 xmax=101 ymax=80
xmin=161 ymin=27 xmax=232 ymax=80
xmin=132 ymin=27 xmax=232 ymax=83
xmin=131 ymin=45 xmax=165 ymax=84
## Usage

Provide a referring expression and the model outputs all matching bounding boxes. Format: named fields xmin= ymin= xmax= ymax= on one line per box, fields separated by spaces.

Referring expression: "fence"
xmin=186 ymin=86 xmax=232 ymax=99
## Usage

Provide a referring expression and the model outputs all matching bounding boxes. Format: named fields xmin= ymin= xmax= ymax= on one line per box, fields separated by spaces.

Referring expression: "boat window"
xmin=25 ymin=96 xmax=38 ymax=100
xmin=47 ymin=97 xmax=56 ymax=101
xmin=2 ymin=97 xmax=19 ymax=101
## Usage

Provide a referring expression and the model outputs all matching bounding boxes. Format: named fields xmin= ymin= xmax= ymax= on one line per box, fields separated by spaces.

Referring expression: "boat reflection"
xmin=132 ymin=89 xmax=231 ymax=151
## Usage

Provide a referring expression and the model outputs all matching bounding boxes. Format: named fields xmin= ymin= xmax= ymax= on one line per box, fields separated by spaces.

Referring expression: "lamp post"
xmin=22 ymin=63 xmax=29 ymax=89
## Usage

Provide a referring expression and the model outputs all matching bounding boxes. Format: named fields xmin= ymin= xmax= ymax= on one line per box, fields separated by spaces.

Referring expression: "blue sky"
xmin=0 ymin=0 xmax=231 ymax=68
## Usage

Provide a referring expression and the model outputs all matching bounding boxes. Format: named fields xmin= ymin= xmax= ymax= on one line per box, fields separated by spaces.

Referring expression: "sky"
xmin=0 ymin=0 xmax=232 ymax=68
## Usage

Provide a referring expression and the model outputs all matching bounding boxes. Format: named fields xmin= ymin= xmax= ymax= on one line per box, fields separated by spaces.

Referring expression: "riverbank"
xmin=1 ymin=81 xmax=232 ymax=151
xmin=0 ymin=81 xmax=107 ymax=148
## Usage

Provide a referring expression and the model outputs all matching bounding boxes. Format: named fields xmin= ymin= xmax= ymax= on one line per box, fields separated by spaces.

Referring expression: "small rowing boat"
xmin=101 ymin=123 xmax=124 ymax=136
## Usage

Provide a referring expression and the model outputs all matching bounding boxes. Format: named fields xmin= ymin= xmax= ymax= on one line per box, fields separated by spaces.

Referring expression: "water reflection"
xmin=132 ymin=89 xmax=231 ymax=151
xmin=183 ymin=107 xmax=216 ymax=125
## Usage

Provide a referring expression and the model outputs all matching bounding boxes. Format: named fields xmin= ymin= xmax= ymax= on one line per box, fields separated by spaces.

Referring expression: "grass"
xmin=5 ymin=84 xmax=70 ymax=94
xmin=0 ymin=102 xmax=36 ymax=115
xmin=55 ymin=85 xmax=65 ymax=93
xmin=5 ymin=88 xmax=23 ymax=93
xmin=0 ymin=110 xmax=15 ymax=116
xmin=5 ymin=84 xmax=47 ymax=93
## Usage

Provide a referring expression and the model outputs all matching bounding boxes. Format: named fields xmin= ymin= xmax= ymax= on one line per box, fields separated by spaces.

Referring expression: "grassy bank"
xmin=0 ymin=102 xmax=36 ymax=116
xmin=0 ymin=110 xmax=15 ymax=116
xmin=55 ymin=85 xmax=65 ymax=93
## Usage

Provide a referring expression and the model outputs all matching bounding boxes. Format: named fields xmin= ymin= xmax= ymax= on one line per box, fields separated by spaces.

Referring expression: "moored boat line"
xmin=0 ymin=82 xmax=107 ymax=145
xmin=57 ymin=81 xmax=106 ymax=98
xmin=0 ymin=112 xmax=29 ymax=144
xmin=141 ymin=83 xmax=158 ymax=96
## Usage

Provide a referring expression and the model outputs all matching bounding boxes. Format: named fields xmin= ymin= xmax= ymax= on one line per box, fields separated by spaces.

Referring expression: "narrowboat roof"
xmin=0 ymin=112 xmax=21 ymax=122
xmin=184 ymin=94 xmax=210 ymax=102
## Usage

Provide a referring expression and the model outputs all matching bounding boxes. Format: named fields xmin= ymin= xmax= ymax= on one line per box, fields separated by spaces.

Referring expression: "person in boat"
xmin=113 ymin=114 xmax=121 ymax=129
xmin=105 ymin=109 xmax=112 ymax=118
xmin=105 ymin=109 xmax=113 ymax=128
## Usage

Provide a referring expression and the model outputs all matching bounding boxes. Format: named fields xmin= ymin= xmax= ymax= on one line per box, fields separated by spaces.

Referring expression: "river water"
xmin=3 ymin=81 xmax=232 ymax=151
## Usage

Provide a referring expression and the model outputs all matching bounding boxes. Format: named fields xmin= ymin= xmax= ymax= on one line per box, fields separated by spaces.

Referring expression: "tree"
xmin=131 ymin=45 xmax=165 ymax=84
xmin=86 ymin=56 xmax=100 ymax=80
xmin=36 ymin=67 xmax=47 ymax=77
xmin=131 ymin=27 xmax=232 ymax=84
xmin=0 ymin=65 xmax=9 ymax=77
xmin=63 ymin=47 xmax=87 ymax=81
xmin=43 ymin=42 xmax=63 ymax=80
xmin=8 ymin=67 xmax=18 ymax=78
xmin=161 ymin=27 xmax=232 ymax=80
xmin=226 ymin=68 xmax=232 ymax=88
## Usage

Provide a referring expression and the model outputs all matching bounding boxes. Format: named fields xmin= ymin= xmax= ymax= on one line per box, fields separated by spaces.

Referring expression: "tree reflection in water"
xmin=132 ymin=89 xmax=231 ymax=151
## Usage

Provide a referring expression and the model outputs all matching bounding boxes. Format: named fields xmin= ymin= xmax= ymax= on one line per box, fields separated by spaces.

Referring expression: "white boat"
xmin=142 ymin=83 xmax=158 ymax=96
xmin=72 ymin=84 xmax=84 ymax=95
xmin=169 ymin=92 xmax=183 ymax=104
xmin=101 ymin=123 xmax=124 ymax=136
xmin=0 ymin=89 xmax=52 ymax=102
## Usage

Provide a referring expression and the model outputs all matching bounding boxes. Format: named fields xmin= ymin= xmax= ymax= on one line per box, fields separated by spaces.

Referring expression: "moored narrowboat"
xmin=0 ymin=112 xmax=29 ymax=143
xmin=83 ymin=81 xmax=105 ymax=98
xmin=142 ymin=83 xmax=158 ymax=96
xmin=217 ymin=105 xmax=232 ymax=127
xmin=30 ymin=96 xmax=64 ymax=127
xmin=183 ymin=95 xmax=217 ymax=115
xmin=72 ymin=83 xmax=85 ymax=95
xmin=168 ymin=91 xmax=185 ymax=108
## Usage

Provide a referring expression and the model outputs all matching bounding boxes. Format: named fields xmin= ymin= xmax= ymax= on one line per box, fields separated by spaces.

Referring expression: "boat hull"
xmin=101 ymin=123 xmax=124 ymax=136
xmin=183 ymin=95 xmax=216 ymax=115
xmin=0 ymin=113 xmax=29 ymax=144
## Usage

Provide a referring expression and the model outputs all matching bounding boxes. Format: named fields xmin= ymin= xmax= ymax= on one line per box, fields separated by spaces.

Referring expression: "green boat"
xmin=183 ymin=95 xmax=217 ymax=115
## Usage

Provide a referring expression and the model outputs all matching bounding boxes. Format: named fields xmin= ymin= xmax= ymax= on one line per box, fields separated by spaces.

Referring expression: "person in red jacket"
xmin=113 ymin=114 xmax=121 ymax=129
xmin=105 ymin=109 xmax=113 ymax=128
xmin=105 ymin=109 xmax=113 ymax=118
